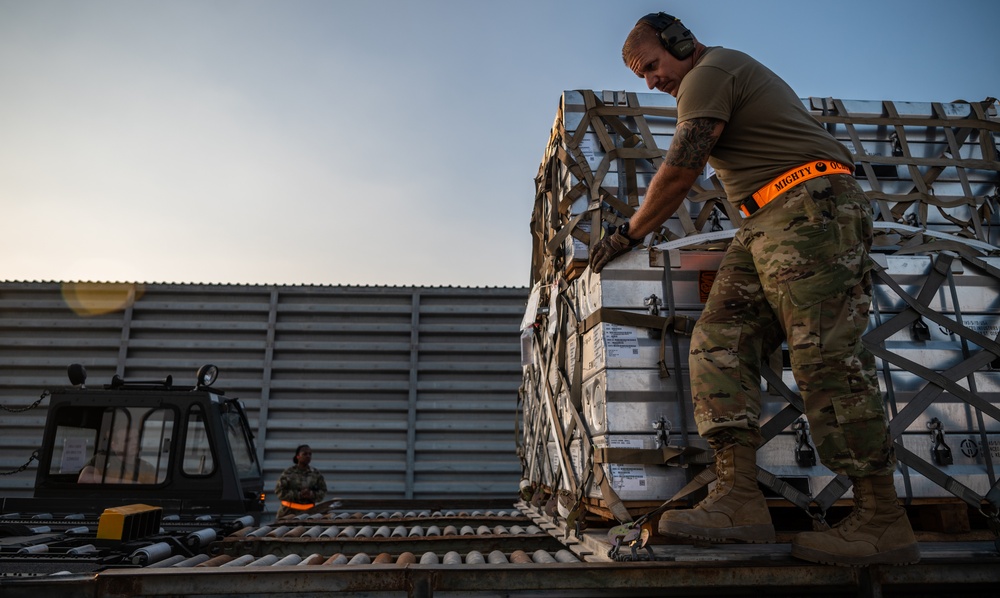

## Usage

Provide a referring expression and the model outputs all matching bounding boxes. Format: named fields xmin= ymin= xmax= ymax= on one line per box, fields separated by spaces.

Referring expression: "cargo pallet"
xmin=521 ymin=92 xmax=1000 ymax=537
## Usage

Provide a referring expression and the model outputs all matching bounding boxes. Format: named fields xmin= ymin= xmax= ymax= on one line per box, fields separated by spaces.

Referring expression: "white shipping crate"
xmin=549 ymin=436 xmax=704 ymax=503
xmin=580 ymin=321 xmax=692 ymax=380
xmin=580 ymin=368 xmax=692 ymax=438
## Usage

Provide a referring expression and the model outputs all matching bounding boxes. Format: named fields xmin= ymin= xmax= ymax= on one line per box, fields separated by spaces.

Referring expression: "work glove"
xmin=589 ymin=223 xmax=641 ymax=274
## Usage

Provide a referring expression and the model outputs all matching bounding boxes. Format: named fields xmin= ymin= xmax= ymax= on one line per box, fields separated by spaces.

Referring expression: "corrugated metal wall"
xmin=0 ymin=282 xmax=528 ymax=512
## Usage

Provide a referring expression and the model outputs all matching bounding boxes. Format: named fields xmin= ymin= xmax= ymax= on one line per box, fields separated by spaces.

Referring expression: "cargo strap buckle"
xmin=793 ymin=418 xmax=817 ymax=467
xmin=927 ymin=417 xmax=954 ymax=466
xmin=979 ymin=505 xmax=1000 ymax=553
xmin=607 ymin=522 xmax=653 ymax=561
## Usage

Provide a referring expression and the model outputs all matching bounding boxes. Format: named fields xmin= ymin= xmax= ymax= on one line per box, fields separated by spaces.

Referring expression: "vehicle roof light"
xmin=196 ymin=364 xmax=219 ymax=388
xmin=67 ymin=363 xmax=88 ymax=387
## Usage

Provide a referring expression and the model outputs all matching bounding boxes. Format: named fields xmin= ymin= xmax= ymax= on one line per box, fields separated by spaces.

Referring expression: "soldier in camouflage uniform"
xmin=274 ymin=445 xmax=327 ymax=520
xmin=590 ymin=13 xmax=918 ymax=566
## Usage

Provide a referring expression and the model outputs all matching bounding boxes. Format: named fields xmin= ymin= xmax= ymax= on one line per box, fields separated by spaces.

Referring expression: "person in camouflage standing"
xmin=274 ymin=445 xmax=327 ymax=520
xmin=590 ymin=12 xmax=919 ymax=566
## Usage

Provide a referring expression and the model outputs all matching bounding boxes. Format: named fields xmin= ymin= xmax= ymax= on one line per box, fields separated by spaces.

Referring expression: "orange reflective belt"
xmin=740 ymin=160 xmax=854 ymax=217
xmin=280 ymin=500 xmax=314 ymax=510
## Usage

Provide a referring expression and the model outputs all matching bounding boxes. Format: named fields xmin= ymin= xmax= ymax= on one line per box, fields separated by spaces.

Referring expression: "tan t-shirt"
xmin=677 ymin=47 xmax=854 ymax=207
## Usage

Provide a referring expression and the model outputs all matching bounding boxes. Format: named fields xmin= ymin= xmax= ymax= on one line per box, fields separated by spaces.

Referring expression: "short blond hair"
xmin=622 ymin=22 xmax=662 ymax=65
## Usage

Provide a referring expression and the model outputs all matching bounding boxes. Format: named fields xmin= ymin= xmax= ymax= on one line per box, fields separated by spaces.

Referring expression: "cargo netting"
xmin=519 ymin=91 xmax=1000 ymax=533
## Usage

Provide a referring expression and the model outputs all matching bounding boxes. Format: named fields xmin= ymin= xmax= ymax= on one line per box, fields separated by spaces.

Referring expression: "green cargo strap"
xmin=893 ymin=442 xmax=991 ymax=509
xmin=580 ymin=307 xmax=695 ymax=336
xmin=866 ymin=257 xmax=1000 ymax=357
xmin=593 ymin=445 xmax=711 ymax=467
xmin=628 ymin=459 xmax=832 ymax=531
xmin=593 ymin=460 xmax=635 ymax=523
xmin=579 ymin=307 xmax=698 ymax=379
xmin=544 ymin=207 xmax=594 ymax=256
xmin=630 ymin=468 xmax=718 ymax=529
xmin=757 ymin=362 xmax=849 ymax=521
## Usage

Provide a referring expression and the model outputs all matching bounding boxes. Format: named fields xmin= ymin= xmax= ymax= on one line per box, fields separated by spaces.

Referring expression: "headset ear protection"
xmin=637 ymin=12 xmax=694 ymax=60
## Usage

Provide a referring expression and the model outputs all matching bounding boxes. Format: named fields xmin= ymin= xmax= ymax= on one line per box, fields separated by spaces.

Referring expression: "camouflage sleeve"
xmin=274 ymin=467 xmax=298 ymax=501
xmin=312 ymin=470 xmax=327 ymax=502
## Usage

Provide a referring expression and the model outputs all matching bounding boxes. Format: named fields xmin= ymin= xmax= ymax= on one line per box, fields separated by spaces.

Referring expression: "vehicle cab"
xmin=4 ymin=365 xmax=265 ymax=522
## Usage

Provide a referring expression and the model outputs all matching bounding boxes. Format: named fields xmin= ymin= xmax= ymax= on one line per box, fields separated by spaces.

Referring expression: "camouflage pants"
xmin=689 ymin=173 xmax=895 ymax=477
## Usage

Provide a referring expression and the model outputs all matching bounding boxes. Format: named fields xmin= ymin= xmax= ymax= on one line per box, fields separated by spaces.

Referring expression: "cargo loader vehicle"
xmin=0 ymin=364 xmax=265 ymax=576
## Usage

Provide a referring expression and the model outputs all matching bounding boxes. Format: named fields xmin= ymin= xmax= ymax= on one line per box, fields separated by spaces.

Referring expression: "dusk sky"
xmin=2 ymin=0 xmax=996 ymax=287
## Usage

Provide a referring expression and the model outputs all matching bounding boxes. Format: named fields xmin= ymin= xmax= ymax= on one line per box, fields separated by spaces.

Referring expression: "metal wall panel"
xmin=0 ymin=282 xmax=528 ymax=514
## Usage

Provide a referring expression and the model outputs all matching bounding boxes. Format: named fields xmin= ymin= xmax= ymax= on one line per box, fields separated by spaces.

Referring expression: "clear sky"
xmin=2 ymin=0 xmax=997 ymax=288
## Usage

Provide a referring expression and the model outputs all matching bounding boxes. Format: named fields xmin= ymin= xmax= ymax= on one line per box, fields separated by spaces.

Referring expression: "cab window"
xmin=52 ymin=406 xmax=173 ymax=485
xmin=182 ymin=403 xmax=215 ymax=475
xmin=221 ymin=403 xmax=261 ymax=478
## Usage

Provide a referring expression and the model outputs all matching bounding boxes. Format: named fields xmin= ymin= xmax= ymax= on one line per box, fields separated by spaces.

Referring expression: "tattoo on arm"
xmin=665 ymin=117 xmax=722 ymax=170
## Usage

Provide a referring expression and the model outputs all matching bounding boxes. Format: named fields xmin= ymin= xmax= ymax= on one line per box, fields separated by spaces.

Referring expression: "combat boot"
xmin=791 ymin=475 xmax=920 ymax=566
xmin=659 ymin=444 xmax=775 ymax=543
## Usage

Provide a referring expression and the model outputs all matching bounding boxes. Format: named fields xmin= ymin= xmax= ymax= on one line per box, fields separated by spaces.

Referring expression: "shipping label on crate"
xmin=569 ymin=441 xmax=583 ymax=477
xmin=608 ymin=436 xmax=644 ymax=449
xmin=546 ymin=286 xmax=560 ymax=338
xmin=544 ymin=439 xmax=589 ymax=487
xmin=960 ymin=316 xmax=1000 ymax=341
xmin=956 ymin=435 xmax=1000 ymax=463
xmin=566 ymin=330 xmax=579 ymax=382
xmin=520 ymin=329 xmax=533 ymax=367
xmin=607 ymin=464 xmax=649 ymax=493
xmin=604 ymin=436 xmax=650 ymax=493
xmin=578 ymin=134 xmax=601 ymax=168
xmin=582 ymin=322 xmax=639 ymax=375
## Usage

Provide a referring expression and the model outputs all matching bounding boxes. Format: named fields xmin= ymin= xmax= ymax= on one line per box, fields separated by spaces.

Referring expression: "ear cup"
xmin=637 ymin=12 xmax=694 ymax=60
xmin=661 ymin=23 xmax=695 ymax=60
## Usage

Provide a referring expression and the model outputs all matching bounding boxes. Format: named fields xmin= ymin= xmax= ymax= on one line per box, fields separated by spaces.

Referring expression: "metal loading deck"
xmin=4 ymin=502 xmax=1000 ymax=598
